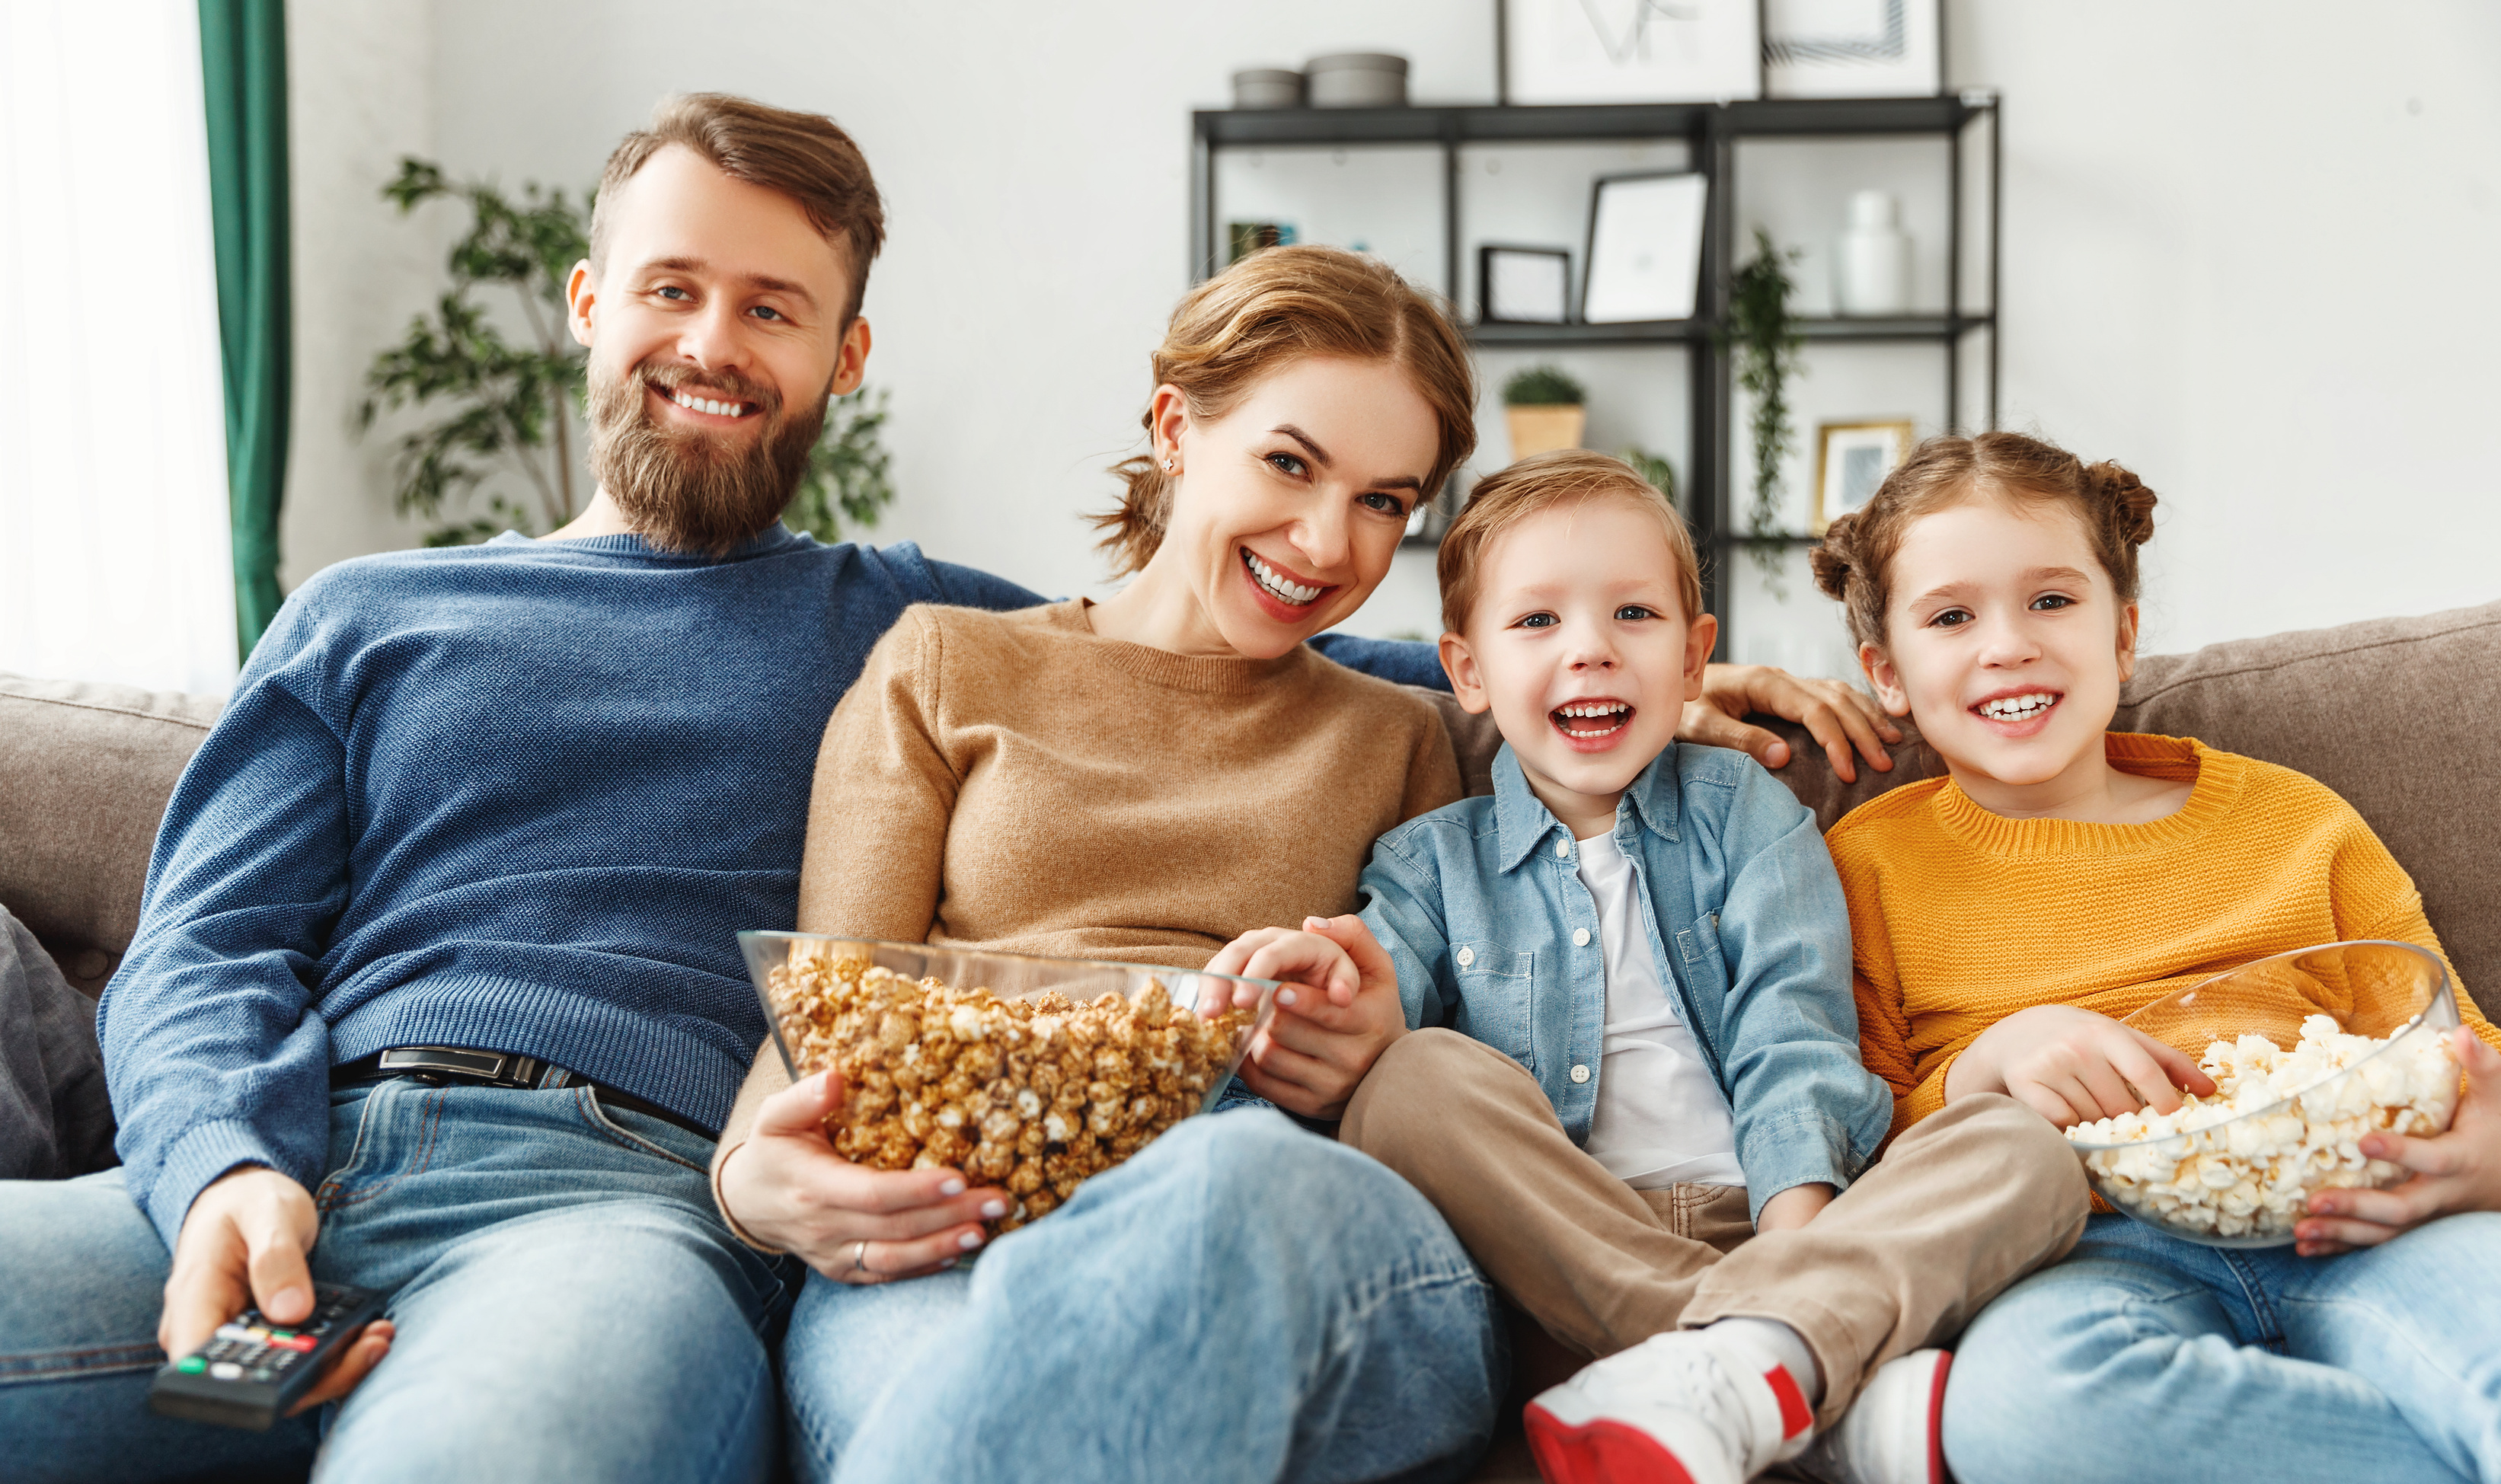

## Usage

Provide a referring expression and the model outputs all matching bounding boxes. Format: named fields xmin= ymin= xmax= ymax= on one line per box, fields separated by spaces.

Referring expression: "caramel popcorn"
xmin=766 ymin=953 xmax=1257 ymax=1232
xmin=2069 ymin=1013 xmax=2462 ymax=1242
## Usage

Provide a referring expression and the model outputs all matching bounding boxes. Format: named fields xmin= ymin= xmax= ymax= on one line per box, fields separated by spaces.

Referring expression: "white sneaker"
xmin=1793 ymin=1348 xmax=1950 ymax=1484
xmin=1523 ymin=1328 xmax=1816 ymax=1484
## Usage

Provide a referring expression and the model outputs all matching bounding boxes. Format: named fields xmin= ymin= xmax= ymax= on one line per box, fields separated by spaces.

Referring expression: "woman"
xmin=714 ymin=246 xmax=1896 ymax=1484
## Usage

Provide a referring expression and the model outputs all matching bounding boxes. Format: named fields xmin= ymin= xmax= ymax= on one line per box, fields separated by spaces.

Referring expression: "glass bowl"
xmin=2066 ymin=940 xmax=2463 ymax=1247
xmin=738 ymin=933 xmax=1279 ymax=1230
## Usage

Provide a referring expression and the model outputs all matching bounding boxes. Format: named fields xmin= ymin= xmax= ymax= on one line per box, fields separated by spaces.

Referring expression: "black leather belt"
xmin=332 ymin=1046 xmax=717 ymax=1142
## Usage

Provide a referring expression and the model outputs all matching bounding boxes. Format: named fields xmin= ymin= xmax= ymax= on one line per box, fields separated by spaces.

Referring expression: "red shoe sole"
xmin=1522 ymin=1403 xmax=1701 ymax=1484
xmin=1924 ymin=1352 xmax=1953 ymax=1484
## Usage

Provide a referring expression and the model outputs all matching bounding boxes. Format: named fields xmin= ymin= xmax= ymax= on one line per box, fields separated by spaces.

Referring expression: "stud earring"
xmin=1163 ymin=458 xmax=1177 ymax=473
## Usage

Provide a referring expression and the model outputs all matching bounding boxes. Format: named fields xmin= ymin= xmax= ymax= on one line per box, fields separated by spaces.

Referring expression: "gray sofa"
xmin=5 ymin=599 xmax=2497 ymax=1478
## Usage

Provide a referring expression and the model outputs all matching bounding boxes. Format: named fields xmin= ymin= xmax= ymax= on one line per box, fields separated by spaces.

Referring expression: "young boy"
xmin=1215 ymin=452 xmax=2088 ymax=1484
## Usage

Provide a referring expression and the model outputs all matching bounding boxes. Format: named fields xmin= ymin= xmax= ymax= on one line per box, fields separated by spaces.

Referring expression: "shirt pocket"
xmin=1448 ymin=941 xmax=1538 ymax=1073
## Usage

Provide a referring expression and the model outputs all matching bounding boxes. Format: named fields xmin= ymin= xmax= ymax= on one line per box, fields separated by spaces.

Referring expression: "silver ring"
xmin=850 ymin=1239 xmax=870 ymax=1275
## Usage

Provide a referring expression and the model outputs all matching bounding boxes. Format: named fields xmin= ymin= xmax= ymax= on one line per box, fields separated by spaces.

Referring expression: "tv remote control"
xmin=148 ymin=1282 xmax=388 ymax=1430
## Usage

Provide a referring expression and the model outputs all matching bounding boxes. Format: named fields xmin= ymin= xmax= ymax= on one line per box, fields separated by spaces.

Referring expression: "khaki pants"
xmin=1341 ymin=1028 xmax=2089 ymax=1427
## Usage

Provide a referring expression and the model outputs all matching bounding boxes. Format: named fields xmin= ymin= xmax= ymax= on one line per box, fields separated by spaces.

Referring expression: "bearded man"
xmin=0 ymin=94 xmax=1894 ymax=1482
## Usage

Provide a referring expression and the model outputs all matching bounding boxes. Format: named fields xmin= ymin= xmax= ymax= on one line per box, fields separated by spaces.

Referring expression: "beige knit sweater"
xmin=716 ymin=598 xmax=1460 ymax=1160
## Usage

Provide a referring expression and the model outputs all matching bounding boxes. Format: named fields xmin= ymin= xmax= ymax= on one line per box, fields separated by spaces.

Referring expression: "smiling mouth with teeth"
xmin=1974 ymin=691 xmax=2059 ymax=722
xmin=1242 ymin=548 xmax=1325 ymax=608
xmin=662 ymin=385 xmax=757 ymax=420
xmin=1552 ymin=701 xmax=1633 ymax=738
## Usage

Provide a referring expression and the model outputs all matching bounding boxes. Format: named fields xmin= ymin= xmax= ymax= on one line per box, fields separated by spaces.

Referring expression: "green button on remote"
xmin=177 ymin=1357 xmax=206 ymax=1374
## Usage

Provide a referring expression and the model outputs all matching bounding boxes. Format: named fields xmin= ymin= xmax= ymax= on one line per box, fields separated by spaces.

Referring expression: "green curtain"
xmin=198 ymin=0 xmax=290 ymax=659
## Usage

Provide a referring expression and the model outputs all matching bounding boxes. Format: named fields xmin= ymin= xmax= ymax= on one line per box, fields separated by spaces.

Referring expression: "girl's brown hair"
xmin=1094 ymin=246 xmax=1478 ymax=575
xmin=1810 ymin=430 xmax=2158 ymax=647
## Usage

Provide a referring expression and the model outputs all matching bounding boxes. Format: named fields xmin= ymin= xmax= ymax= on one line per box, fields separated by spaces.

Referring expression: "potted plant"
xmin=1502 ymin=365 xmax=1586 ymax=463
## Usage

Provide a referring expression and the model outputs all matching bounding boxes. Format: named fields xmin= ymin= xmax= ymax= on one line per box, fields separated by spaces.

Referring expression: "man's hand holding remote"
xmin=162 ymin=1166 xmax=394 ymax=1415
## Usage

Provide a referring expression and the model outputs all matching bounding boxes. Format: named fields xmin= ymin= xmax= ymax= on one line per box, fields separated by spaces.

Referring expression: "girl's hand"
xmin=1205 ymin=916 xmax=1405 ymax=1119
xmin=2295 ymin=1028 xmax=2501 ymax=1256
xmin=717 ymin=1071 xmax=1010 ymax=1283
xmin=1946 ymin=1004 xmax=2215 ymax=1127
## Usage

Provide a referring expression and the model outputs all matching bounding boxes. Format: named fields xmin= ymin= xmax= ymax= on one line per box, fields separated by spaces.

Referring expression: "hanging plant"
xmin=1724 ymin=228 xmax=1804 ymax=595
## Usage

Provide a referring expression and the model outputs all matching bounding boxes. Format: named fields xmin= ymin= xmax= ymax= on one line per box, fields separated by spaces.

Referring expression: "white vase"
xmin=1835 ymin=190 xmax=1912 ymax=317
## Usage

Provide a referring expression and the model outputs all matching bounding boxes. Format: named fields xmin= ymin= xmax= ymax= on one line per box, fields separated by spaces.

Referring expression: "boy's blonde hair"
xmin=1437 ymin=449 xmax=1701 ymax=636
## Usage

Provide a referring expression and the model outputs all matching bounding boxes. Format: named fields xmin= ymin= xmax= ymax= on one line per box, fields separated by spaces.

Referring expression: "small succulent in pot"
xmin=1501 ymin=364 xmax=1587 ymax=462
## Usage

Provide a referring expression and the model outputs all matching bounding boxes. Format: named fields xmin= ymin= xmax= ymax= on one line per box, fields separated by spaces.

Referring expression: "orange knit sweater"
xmin=1827 ymin=733 xmax=2498 ymax=1140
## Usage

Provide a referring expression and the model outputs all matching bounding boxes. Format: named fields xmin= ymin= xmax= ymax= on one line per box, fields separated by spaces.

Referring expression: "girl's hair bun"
xmin=2086 ymin=461 xmax=2158 ymax=547
xmin=1809 ymin=511 xmax=1861 ymax=602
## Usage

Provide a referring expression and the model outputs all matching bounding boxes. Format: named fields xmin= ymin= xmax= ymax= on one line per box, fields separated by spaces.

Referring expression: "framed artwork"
xmin=1582 ymin=171 xmax=1708 ymax=324
xmin=1480 ymin=245 xmax=1572 ymax=324
xmin=1764 ymin=0 xmax=1942 ymax=100
xmin=1814 ymin=419 xmax=1915 ymax=531
xmin=1500 ymin=0 xmax=1762 ymax=105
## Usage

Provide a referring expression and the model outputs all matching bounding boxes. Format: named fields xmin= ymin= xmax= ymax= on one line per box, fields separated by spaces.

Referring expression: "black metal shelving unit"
xmin=1189 ymin=93 xmax=2001 ymax=656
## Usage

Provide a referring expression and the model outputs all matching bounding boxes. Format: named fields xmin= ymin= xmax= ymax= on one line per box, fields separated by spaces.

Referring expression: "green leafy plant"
xmin=785 ymin=388 xmax=895 ymax=542
xmin=360 ymin=157 xmax=895 ymax=547
xmin=1619 ymin=447 xmax=1679 ymax=512
xmin=1724 ymin=228 xmax=1805 ymax=592
xmin=1502 ymin=364 xmax=1586 ymax=407
xmin=360 ymin=159 xmax=589 ymax=545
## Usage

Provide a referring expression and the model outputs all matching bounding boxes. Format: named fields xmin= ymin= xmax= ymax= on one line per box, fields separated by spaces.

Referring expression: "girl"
xmin=1815 ymin=430 xmax=2501 ymax=1484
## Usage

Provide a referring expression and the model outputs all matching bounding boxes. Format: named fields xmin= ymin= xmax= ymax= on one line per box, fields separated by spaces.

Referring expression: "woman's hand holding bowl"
xmin=717 ymin=1069 xmax=1011 ymax=1284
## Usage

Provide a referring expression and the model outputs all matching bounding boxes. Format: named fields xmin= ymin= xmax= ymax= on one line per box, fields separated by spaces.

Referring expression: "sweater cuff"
xmin=710 ymin=1141 xmax=788 ymax=1256
xmin=1894 ymin=1055 xmax=1961 ymax=1141
xmin=1735 ymin=1109 xmax=1857 ymax=1224
xmin=142 ymin=1119 xmax=300 ymax=1251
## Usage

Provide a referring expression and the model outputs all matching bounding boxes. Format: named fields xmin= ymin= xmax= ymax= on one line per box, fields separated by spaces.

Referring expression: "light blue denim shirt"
xmin=1357 ymin=741 xmax=1890 ymax=1221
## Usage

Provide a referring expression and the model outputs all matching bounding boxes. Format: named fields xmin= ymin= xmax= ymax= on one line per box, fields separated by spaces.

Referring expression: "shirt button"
xmin=1573 ymin=928 xmax=1591 ymax=946
xmin=1570 ymin=1064 xmax=1591 ymax=1083
xmin=1455 ymin=946 xmax=1475 ymax=968
xmin=1556 ymin=839 xmax=1571 ymax=857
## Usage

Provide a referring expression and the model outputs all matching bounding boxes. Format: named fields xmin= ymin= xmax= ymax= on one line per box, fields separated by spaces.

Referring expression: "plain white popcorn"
xmin=2068 ymin=1014 xmax=2461 ymax=1240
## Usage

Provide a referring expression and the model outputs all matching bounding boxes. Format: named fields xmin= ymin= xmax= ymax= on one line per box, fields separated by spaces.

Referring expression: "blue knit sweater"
xmin=98 ymin=525 xmax=1445 ymax=1246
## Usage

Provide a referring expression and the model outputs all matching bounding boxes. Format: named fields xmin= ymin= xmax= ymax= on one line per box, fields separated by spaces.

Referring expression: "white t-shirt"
xmin=1573 ymin=828 xmax=1746 ymax=1190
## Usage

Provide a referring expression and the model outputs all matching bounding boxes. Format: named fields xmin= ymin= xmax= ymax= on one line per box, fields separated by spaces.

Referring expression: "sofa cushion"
xmin=2110 ymin=600 xmax=2501 ymax=1016
xmin=0 ymin=675 xmax=222 ymax=996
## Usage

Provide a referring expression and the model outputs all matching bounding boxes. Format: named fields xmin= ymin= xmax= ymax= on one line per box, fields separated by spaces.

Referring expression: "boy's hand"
xmin=1206 ymin=916 xmax=1405 ymax=1119
xmin=2295 ymin=1028 xmax=2501 ymax=1256
xmin=1947 ymin=1004 xmax=2215 ymax=1127
xmin=1754 ymin=1182 xmax=1835 ymax=1233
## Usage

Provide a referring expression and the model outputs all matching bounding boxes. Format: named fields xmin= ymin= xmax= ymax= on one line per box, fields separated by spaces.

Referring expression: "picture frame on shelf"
xmin=1582 ymin=171 xmax=1708 ymax=324
xmin=1764 ymin=0 xmax=1943 ymax=100
xmin=1479 ymin=245 xmax=1572 ymax=324
xmin=1813 ymin=418 xmax=1915 ymax=531
xmin=1500 ymin=0 xmax=1762 ymax=105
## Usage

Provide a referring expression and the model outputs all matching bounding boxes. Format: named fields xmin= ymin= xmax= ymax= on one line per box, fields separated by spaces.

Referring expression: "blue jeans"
xmin=785 ymin=1109 xmax=1506 ymax=1484
xmin=0 ymin=1080 xmax=790 ymax=1483
xmin=1944 ymin=1211 xmax=2501 ymax=1484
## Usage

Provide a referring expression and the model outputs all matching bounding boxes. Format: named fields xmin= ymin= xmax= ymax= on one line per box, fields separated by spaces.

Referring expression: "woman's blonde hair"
xmin=1093 ymin=246 xmax=1478 ymax=575
xmin=1811 ymin=430 xmax=2158 ymax=648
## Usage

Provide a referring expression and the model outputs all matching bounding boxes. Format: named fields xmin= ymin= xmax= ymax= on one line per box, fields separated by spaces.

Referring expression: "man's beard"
xmin=585 ymin=356 xmax=827 ymax=557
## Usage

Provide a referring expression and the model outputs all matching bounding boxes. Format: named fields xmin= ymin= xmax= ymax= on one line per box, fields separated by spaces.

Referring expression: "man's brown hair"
xmin=1094 ymin=245 xmax=1478 ymax=575
xmin=590 ymin=92 xmax=885 ymax=324
xmin=1809 ymin=430 xmax=2158 ymax=649
xmin=1437 ymin=450 xmax=1701 ymax=636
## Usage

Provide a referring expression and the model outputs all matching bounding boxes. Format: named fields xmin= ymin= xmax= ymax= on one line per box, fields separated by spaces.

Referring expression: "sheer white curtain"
xmin=0 ymin=2 xmax=238 ymax=695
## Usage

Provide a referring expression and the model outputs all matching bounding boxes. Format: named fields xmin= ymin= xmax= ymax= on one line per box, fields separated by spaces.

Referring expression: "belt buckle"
xmin=377 ymin=1047 xmax=547 ymax=1088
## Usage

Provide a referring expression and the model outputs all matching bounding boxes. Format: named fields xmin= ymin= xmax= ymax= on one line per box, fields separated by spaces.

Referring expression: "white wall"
xmin=279 ymin=1 xmax=2501 ymax=658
